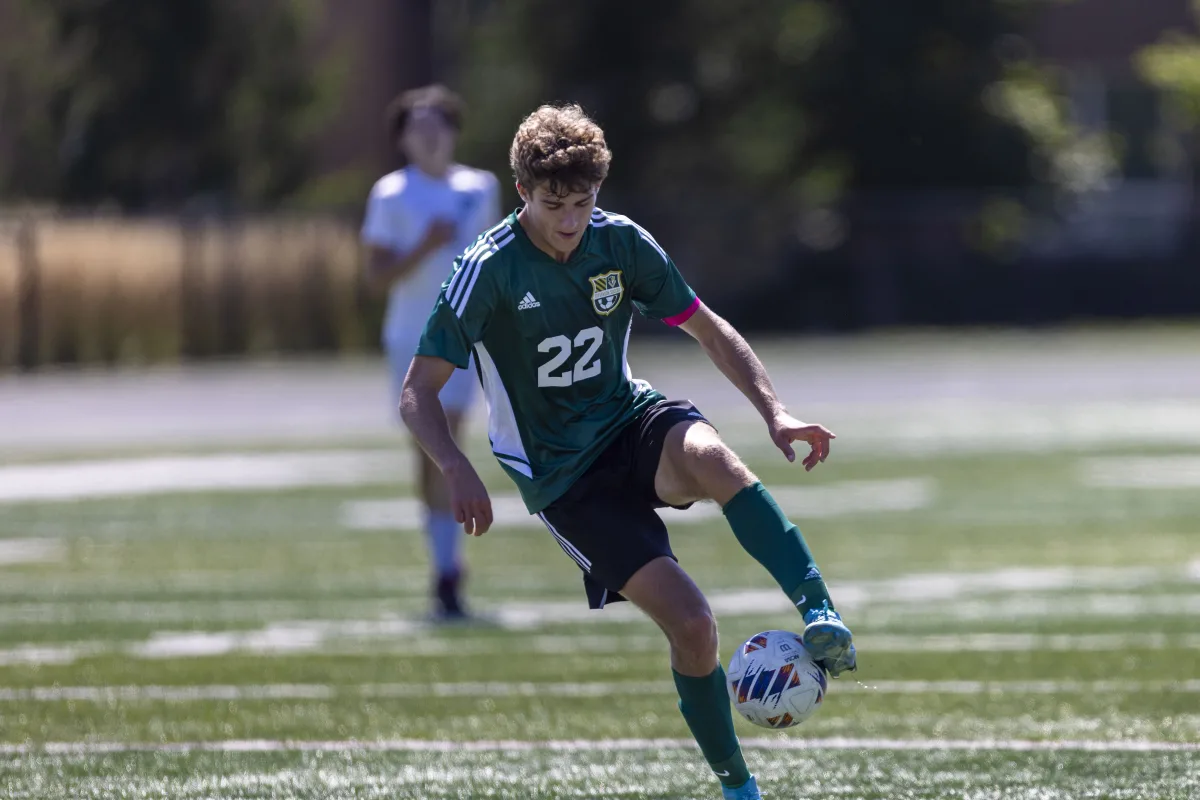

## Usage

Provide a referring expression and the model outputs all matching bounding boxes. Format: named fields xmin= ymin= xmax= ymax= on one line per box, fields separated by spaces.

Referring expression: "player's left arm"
xmin=677 ymin=305 xmax=834 ymax=471
xmin=626 ymin=222 xmax=834 ymax=470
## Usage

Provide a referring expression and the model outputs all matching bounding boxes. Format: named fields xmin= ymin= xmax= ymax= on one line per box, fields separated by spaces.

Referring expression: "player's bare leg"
xmin=653 ymin=419 xmax=755 ymax=507
xmin=655 ymin=420 xmax=856 ymax=677
xmin=419 ymin=409 xmax=468 ymax=619
xmin=620 ymin=557 xmax=759 ymax=798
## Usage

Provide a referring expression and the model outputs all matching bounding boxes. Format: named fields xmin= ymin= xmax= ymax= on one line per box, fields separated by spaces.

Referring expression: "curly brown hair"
xmin=509 ymin=104 xmax=612 ymax=197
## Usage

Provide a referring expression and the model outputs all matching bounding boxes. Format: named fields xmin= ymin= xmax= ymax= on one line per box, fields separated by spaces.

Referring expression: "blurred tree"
xmin=1136 ymin=0 xmax=1200 ymax=182
xmin=0 ymin=0 xmax=334 ymax=211
xmin=446 ymin=0 xmax=1070 ymax=321
xmin=1136 ymin=0 xmax=1200 ymax=258
xmin=813 ymin=1 xmax=1041 ymax=190
xmin=0 ymin=0 xmax=66 ymax=203
xmin=452 ymin=0 xmax=1049 ymax=203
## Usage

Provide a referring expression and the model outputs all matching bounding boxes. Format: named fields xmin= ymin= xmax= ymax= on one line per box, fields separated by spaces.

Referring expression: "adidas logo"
xmin=517 ymin=292 xmax=541 ymax=310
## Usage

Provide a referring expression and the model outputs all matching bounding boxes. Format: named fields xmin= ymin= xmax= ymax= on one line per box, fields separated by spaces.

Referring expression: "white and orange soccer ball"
xmin=726 ymin=629 xmax=828 ymax=729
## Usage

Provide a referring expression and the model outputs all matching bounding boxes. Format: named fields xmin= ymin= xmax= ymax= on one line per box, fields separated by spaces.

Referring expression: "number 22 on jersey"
xmin=536 ymin=326 xmax=603 ymax=388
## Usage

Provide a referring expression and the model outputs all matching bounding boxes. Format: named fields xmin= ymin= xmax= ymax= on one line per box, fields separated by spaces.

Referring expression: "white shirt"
xmin=361 ymin=165 xmax=500 ymax=348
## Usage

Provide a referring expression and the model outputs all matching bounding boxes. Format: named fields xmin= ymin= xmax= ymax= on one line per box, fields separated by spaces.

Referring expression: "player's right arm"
xmin=400 ymin=355 xmax=493 ymax=535
xmin=400 ymin=244 xmax=502 ymax=535
xmin=362 ymin=230 xmax=451 ymax=292
xmin=364 ymin=225 xmax=455 ymax=293
xmin=361 ymin=178 xmax=455 ymax=293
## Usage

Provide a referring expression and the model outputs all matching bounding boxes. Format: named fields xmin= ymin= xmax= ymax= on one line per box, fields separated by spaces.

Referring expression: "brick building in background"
xmin=1025 ymin=0 xmax=1199 ymax=259
xmin=311 ymin=0 xmax=437 ymax=182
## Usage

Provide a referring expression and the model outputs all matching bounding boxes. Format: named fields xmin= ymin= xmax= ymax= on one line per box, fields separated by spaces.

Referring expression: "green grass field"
xmin=2 ymin=341 xmax=1199 ymax=798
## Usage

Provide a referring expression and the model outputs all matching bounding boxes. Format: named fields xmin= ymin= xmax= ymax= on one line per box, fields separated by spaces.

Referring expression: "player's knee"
xmin=680 ymin=429 xmax=726 ymax=472
xmin=669 ymin=607 xmax=719 ymax=670
xmin=679 ymin=430 xmax=757 ymax=496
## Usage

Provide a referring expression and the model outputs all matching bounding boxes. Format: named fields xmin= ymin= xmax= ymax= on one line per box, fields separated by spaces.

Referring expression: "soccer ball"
xmin=726 ymin=629 xmax=828 ymax=729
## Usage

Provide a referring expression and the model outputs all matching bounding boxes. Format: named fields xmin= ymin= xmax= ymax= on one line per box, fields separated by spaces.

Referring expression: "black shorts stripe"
xmin=538 ymin=513 xmax=591 ymax=572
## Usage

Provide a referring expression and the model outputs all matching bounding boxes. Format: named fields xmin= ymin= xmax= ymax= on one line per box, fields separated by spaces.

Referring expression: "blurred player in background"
xmin=361 ymin=85 xmax=500 ymax=620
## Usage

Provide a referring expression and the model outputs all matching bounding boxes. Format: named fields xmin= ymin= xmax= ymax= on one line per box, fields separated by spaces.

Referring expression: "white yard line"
xmin=0 ymin=570 xmax=435 ymax=598
xmin=0 ymin=737 xmax=1195 ymax=755
xmin=0 ymin=538 xmax=65 ymax=565
xmin=2 ymin=679 xmax=1198 ymax=703
xmin=0 ymin=451 xmax=408 ymax=503
xmin=0 ymin=684 xmax=338 ymax=702
xmin=332 ymin=631 xmax=1200 ymax=656
xmin=1079 ymin=456 xmax=1200 ymax=488
xmin=856 ymin=632 xmax=1200 ymax=652
xmin=3 ymin=631 xmax=1199 ymax=669
xmin=0 ymin=565 xmax=1180 ymax=627
xmin=0 ymin=449 xmax=933 ymax=513
xmin=0 ymin=643 xmax=105 ymax=667
xmin=0 ymin=599 xmax=406 ymax=625
xmin=855 ymin=593 xmax=1200 ymax=626
xmin=0 ymin=565 xmax=1193 ymax=665
xmin=342 ymin=478 xmax=936 ymax=530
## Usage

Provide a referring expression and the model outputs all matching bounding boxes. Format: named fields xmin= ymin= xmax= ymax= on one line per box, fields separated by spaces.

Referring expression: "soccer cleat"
xmin=802 ymin=603 xmax=857 ymax=677
xmin=721 ymin=775 xmax=762 ymax=800
xmin=432 ymin=571 xmax=469 ymax=622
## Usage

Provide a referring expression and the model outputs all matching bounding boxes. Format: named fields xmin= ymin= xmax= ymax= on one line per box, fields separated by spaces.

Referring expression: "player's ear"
xmin=515 ymin=182 xmax=527 ymax=204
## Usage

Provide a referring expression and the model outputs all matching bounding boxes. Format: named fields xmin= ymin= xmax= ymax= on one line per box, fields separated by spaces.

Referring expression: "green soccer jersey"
xmin=416 ymin=207 xmax=699 ymax=513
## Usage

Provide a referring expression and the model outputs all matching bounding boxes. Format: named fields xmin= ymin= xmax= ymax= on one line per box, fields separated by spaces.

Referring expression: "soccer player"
xmin=400 ymin=104 xmax=855 ymax=800
xmin=361 ymin=85 xmax=500 ymax=620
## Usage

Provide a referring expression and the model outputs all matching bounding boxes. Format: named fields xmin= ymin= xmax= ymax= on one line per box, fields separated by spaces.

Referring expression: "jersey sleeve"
xmin=627 ymin=225 xmax=699 ymax=325
xmin=415 ymin=245 xmax=500 ymax=369
xmin=360 ymin=181 xmax=412 ymax=252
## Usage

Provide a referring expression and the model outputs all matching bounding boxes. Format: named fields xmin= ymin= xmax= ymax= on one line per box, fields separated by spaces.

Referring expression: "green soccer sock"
xmin=722 ymin=481 xmax=834 ymax=618
xmin=673 ymin=665 xmax=752 ymax=789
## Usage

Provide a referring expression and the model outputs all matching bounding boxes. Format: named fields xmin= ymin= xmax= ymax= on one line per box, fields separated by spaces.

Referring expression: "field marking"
xmin=855 ymin=593 xmax=1200 ymax=626
xmin=342 ymin=478 xmax=936 ymax=530
xmin=3 ymin=631 xmax=1200 ymax=669
xmin=0 ymin=569 xmax=436 ymax=599
xmin=96 ymin=594 xmax=1200 ymax=661
xmin=0 ymin=599 xmax=409 ymax=626
xmin=0 ymin=564 xmax=1183 ymax=627
xmin=0 ymin=538 xmax=65 ymax=566
xmin=1080 ymin=456 xmax=1200 ymax=488
xmin=0 ymin=450 xmax=408 ymax=503
xmin=489 ymin=566 xmax=1176 ymax=630
xmin=0 ymin=737 xmax=1195 ymax=755
xmin=2 ymin=679 xmax=1198 ymax=704
xmin=0 ymin=643 xmax=104 ymax=667
xmin=0 ymin=450 xmax=933 ymax=513
xmin=856 ymin=632 xmax=1200 ymax=652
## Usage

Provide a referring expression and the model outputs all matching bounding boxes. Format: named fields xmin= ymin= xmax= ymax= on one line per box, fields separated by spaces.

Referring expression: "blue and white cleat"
xmin=802 ymin=603 xmax=857 ymax=677
xmin=721 ymin=775 xmax=762 ymax=800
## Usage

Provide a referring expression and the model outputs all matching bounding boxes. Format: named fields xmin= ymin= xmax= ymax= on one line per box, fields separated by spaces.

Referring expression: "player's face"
xmin=400 ymin=107 xmax=456 ymax=174
xmin=518 ymin=183 xmax=598 ymax=258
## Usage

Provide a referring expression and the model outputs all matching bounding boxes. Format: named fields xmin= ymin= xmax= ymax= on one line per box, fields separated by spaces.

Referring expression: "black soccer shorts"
xmin=537 ymin=398 xmax=713 ymax=609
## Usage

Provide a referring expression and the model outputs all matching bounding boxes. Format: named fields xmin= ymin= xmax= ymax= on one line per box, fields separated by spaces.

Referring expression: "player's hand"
xmin=443 ymin=458 xmax=493 ymax=536
xmin=768 ymin=412 xmax=835 ymax=471
xmin=419 ymin=219 xmax=457 ymax=253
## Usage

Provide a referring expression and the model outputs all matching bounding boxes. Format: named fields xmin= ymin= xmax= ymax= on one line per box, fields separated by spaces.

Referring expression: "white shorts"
xmin=388 ymin=344 xmax=478 ymax=414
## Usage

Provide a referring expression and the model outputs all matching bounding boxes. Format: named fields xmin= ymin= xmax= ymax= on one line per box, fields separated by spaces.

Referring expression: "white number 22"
xmin=537 ymin=326 xmax=603 ymax=387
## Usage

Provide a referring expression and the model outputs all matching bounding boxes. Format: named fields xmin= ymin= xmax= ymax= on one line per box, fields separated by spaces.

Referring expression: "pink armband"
xmin=662 ymin=297 xmax=700 ymax=326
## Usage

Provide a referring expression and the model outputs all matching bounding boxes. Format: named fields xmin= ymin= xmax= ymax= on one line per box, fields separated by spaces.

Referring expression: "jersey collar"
xmin=509 ymin=207 xmax=592 ymax=265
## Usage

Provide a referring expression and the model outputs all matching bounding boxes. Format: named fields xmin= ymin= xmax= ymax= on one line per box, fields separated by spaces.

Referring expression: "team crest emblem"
xmin=588 ymin=270 xmax=624 ymax=316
